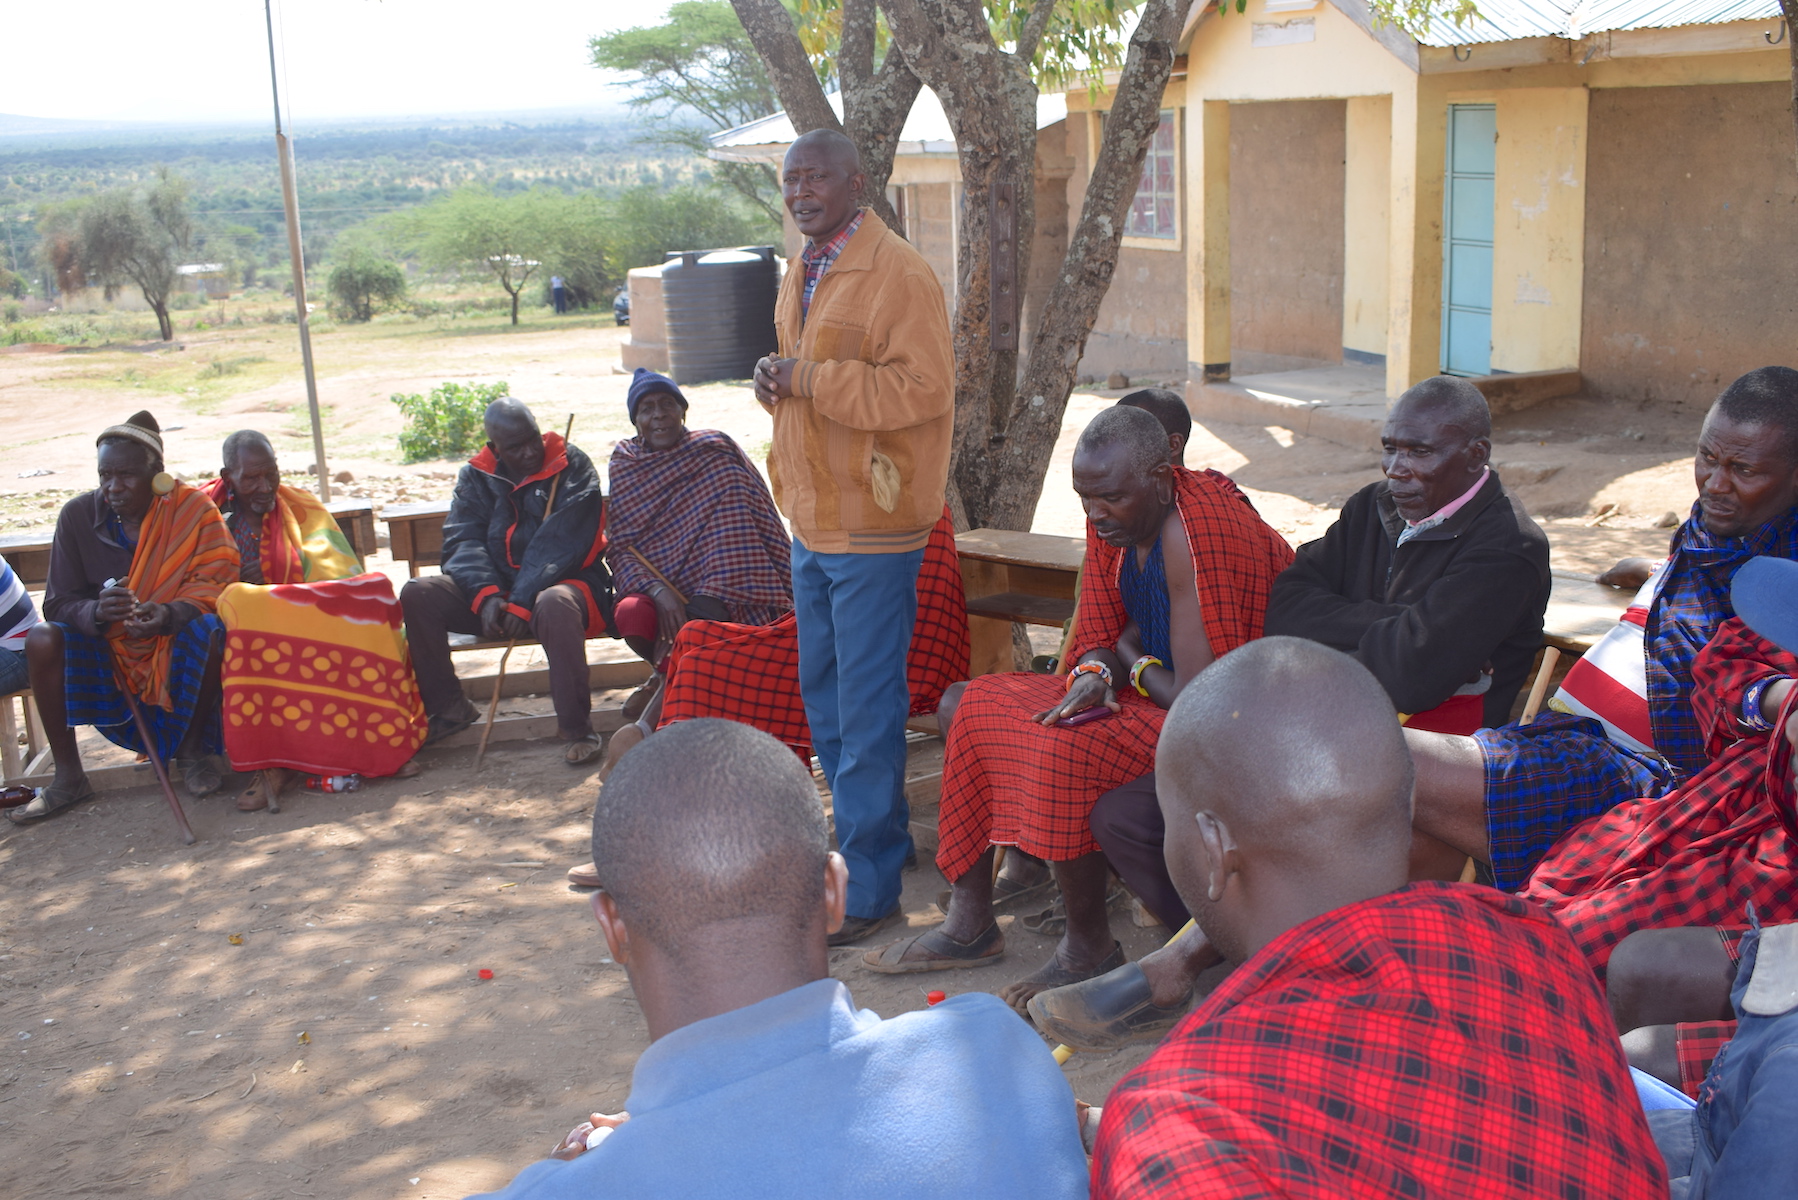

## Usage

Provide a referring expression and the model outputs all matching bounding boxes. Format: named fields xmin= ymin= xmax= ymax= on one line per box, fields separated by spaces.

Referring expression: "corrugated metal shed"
xmin=1413 ymin=0 xmax=1781 ymax=46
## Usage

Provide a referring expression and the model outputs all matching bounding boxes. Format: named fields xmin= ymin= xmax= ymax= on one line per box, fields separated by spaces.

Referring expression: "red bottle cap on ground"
xmin=478 ymin=969 xmax=494 ymax=980
xmin=926 ymin=990 xmax=946 ymax=1006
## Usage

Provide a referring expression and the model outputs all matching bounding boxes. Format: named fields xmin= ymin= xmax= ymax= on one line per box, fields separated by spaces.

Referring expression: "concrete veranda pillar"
xmin=1185 ymin=99 xmax=1231 ymax=384
xmin=1384 ymin=79 xmax=1447 ymax=400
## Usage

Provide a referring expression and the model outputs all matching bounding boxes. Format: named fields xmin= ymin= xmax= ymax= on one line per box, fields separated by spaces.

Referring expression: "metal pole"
xmin=264 ymin=0 xmax=331 ymax=500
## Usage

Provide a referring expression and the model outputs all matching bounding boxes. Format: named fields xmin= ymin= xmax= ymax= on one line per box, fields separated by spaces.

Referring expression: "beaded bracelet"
xmin=1130 ymin=655 xmax=1164 ymax=697
xmin=1066 ymin=660 xmax=1112 ymax=691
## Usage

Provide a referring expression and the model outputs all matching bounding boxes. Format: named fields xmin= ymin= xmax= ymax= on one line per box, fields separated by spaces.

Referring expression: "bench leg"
xmin=0 ymin=696 xmax=19 ymax=781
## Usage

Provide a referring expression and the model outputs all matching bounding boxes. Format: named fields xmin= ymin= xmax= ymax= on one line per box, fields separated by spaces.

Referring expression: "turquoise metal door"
xmin=1441 ymin=104 xmax=1495 ymax=377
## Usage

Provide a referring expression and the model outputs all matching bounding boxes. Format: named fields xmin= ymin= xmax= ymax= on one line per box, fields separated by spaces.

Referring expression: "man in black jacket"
xmin=400 ymin=398 xmax=612 ymax=763
xmin=1027 ymin=376 xmax=1551 ymax=1050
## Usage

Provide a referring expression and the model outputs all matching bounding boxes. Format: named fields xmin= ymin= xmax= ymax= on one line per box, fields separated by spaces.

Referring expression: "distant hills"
xmin=0 ymin=104 xmax=636 ymax=147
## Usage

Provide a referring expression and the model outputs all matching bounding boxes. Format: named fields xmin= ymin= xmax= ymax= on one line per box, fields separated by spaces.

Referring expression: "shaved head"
xmin=483 ymin=396 xmax=537 ymax=437
xmin=590 ymin=719 xmax=829 ymax=961
xmin=221 ymin=429 xmax=275 ymax=471
xmin=1156 ymin=637 xmax=1415 ymax=961
xmin=787 ymin=127 xmax=861 ymax=173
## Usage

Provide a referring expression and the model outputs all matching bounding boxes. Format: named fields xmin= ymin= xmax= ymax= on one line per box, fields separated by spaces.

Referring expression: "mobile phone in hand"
xmin=1056 ymin=706 xmax=1115 ymax=729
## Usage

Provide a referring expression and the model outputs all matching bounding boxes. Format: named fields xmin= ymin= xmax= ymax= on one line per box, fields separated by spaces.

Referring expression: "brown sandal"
xmin=862 ymin=924 xmax=1005 ymax=974
xmin=564 ymin=733 xmax=603 ymax=765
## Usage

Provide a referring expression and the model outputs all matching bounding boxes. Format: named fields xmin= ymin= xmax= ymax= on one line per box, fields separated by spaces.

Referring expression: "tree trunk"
xmin=151 ymin=298 xmax=173 ymax=341
xmin=882 ymin=0 xmax=1041 ymax=530
xmin=731 ymin=0 xmax=1191 ymax=532
xmin=985 ymin=0 xmax=1191 ymax=528
xmin=509 ymin=286 xmax=521 ymax=325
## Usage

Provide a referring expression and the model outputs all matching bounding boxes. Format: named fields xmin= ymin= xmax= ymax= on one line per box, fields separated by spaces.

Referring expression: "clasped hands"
xmin=479 ymin=595 xmax=532 ymax=642
xmin=97 ymin=585 xmax=171 ymax=639
xmin=753 ymin=355 xmax=796 ymax=406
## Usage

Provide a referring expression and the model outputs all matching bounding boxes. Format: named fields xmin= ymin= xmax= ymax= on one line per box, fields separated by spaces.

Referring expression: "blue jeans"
xmin=0 ymin=647 xmax=26 ymax=695
xmin=792 ymin=541 xmax=922 ymax=920
xmin=1651 ymin=919 xmax=1798 ymax=1198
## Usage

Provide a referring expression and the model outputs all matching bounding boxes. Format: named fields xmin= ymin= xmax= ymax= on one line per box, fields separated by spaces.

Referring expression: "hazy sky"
xmin=0 ymin=0 xmax=676 ymax=125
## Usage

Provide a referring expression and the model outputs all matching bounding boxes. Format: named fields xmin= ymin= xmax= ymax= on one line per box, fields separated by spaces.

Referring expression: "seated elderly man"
xmin=202 ymin=430 xmax=425 ymax=811
xmin=605 ymin=369 xmax=791 ymax=718
xmin=1089 ymin=638 xmax=1668 ymax=1199
xmin=9 ymin=411 xmax=238 ymax=823
xmin=477 ymin=719 xmax=1088 ymax=1200
xmin=401 ymin=398 xmax=611 ymax=764
xmin=1033 ymin=377 xmax=1551 ymax=1047
xmin=1045 ymin=366 xmax=1798 ymax=1045
xmin=864 ymin=406 xmax=1293 ymax=1012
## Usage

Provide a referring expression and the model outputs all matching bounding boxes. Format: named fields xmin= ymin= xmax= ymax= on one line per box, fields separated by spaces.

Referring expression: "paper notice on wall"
xmin=1251 ymin=17 xmax=1316 ymax=47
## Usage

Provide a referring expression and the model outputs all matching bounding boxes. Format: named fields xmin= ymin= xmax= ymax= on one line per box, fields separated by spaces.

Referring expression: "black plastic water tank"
xmin=661 ymin=246 xmax=779 ymax=385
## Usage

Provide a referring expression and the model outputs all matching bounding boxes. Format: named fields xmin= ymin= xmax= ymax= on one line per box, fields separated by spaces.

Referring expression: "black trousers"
xmin=1091 ymin=772 xmax=1191 ymax=931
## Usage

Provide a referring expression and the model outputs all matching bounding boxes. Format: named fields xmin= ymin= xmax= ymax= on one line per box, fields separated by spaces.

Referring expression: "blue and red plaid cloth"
xmin=799 ymin=210 xmax=864 ymax=320
xmin=1524 ymin=618 xmax=1798 ymax=979
xmin=1479 ymin=500 xmax=1798 ymax=889
xmin=605 ymin=430 xmax=792 ymax=626
xmin=1093 ymin=883 xmax=1668 ymax=1199
xmin=59 ymin=615 xmax=222 ymax=761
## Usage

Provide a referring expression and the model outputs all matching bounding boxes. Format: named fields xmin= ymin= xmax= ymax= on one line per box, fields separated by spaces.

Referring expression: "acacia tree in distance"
xmin=418 ymin=189 xmax=560 ymax=325
xmin=76 ymin=167 xmax=192 ymax=342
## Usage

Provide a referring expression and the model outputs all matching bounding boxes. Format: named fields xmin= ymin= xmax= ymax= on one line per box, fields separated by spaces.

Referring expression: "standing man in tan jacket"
xmin=754 ymin=129 xmax=955 ymax=944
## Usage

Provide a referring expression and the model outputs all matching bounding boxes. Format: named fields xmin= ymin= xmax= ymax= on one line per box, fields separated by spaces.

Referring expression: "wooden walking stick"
xmin=118 ymin=682 xmax=197 ymax=845
xmin=474 ymin=414 xmax=575 ymax=771
xmin=1519 ymin=646 xmax=1562 ymax=726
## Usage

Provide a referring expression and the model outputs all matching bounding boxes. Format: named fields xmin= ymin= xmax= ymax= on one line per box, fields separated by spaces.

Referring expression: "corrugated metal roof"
xmin=1413 ymin=0 xmax=1781 ymax=46
xmin=707 ymin=89 xmax=1067 ymax=163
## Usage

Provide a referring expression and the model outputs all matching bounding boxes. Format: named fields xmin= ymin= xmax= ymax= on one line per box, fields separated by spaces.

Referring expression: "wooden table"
xmin=384 ymin=501 xmax=452 ymax=577
xmin=955 ymin=528 xmax=1084 ymax=676
xmin=324 ymin=500 xmax=378 ymax=567
xmin=1543 ymin=569 xmax=1631 ymax=655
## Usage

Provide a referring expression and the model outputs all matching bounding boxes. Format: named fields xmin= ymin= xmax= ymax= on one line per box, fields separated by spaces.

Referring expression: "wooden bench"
xmin=324 ymin=500 xmax=378 ymax=567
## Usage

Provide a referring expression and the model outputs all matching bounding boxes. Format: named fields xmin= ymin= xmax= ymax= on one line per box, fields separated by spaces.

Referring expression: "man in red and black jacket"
xmin=401 ymin=397 xmax=612 ymax=764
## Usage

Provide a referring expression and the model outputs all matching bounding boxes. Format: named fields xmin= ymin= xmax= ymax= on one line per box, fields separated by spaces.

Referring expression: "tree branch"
xmin=1015 ymin=0 xmax=1060 ymax=66
xmin=729 ymin=0 xmax=843 ymax=134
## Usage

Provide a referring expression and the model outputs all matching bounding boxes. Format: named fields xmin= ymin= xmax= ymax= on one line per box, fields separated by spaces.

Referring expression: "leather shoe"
xmin=1026 ymin=961 xmax=1191 ymax=1051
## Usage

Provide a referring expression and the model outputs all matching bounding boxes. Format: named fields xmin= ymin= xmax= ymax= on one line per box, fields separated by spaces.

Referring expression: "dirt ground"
xmin=0 ymin=308 xmax=1706 ymax=1198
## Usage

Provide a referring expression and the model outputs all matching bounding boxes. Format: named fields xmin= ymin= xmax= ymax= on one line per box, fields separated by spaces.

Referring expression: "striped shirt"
xmin=0 ymin=555 xmax=40 ymax=652
xmin=800 ymin=209 xmax=864 ymax=320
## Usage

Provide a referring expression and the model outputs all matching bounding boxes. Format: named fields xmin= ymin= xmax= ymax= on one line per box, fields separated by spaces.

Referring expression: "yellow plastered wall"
xmin=1178 ymin=2 xmax=1418 ymax=383
xmin=1343 ymin=94 xmax=1391 ymax=360
xmin=1489 ymin=86 xmax=1588 ymax=373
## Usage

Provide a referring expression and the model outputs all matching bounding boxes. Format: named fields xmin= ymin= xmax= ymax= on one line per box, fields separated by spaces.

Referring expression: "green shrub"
xmin=2 ymin=300 xmax=22 ymax=324
xmin=326 ymin=251 xmax=408 ymax=322
xmin=392 ymin=379 xmax=509 ymax=463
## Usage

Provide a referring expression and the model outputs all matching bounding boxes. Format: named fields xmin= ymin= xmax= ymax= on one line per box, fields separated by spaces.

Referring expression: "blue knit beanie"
xmin=627 ymin=368 xmax=687 ymax=423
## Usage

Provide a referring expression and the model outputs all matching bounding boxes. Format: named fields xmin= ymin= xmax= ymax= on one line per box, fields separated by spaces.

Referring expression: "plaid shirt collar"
xmin=800 ymin=209 xmax=865 ymax=319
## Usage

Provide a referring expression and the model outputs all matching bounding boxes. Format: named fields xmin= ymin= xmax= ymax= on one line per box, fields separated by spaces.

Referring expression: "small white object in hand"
xmin=585 ymin=1125 xmax=614 ymax=1151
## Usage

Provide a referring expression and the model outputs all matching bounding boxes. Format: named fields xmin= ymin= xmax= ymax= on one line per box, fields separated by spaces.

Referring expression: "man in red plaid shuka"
xmin=1521 ymin=613 xmax=1798 ymax=979
xmin=865 ymin=408 xmax=1293 ymax=1014
xmin=1091 ymin=638 xmax=1667 ymax=1200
